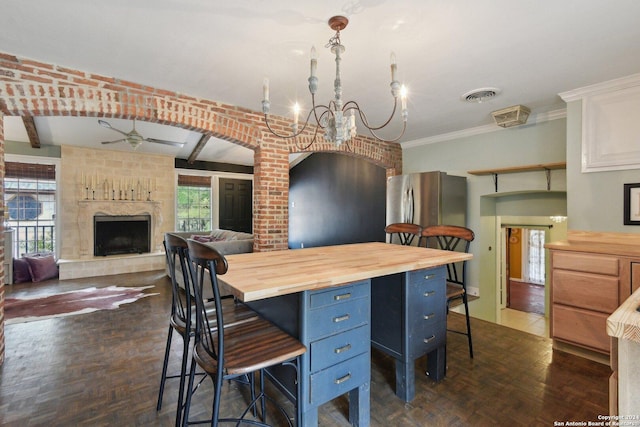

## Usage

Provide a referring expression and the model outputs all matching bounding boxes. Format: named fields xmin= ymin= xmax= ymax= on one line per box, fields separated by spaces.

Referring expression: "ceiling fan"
xmin=98 ymin=119 xmax=186 ymax=149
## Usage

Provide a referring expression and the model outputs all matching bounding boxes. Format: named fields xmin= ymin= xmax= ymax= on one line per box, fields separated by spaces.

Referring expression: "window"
xmin=176 ymin=174 xmax=211 ymax=232
xmin=4 ymin=162 xmax=57 ymax=256
xmin=522 ymin=229 xmax=545 ymax=285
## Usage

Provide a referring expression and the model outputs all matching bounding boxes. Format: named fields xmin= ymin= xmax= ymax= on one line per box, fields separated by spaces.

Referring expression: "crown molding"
xmin=559 ymin=73 xmax=640 ymax=102
xmin=401 ymin=108 xmax=566 ymax=148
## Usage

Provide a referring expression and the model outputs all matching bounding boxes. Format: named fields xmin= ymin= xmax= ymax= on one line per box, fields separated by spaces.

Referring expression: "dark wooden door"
xmin=218 ymin=178 xmax=252 ymax=233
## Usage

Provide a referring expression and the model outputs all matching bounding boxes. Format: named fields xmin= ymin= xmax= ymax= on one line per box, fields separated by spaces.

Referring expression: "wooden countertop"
xmin=607 ymin=287 xmax=640 ymax=344
xmin=220 ymin=242 xmax=472 ymax=302
xmin=546 ymin=230 xmax=640 ymax=258
xmin=545 ymin=240 xmax=640 ymax=258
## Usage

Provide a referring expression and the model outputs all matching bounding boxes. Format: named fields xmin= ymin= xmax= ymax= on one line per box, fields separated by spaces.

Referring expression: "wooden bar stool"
xmin=157 ymin=233 xmax=258 ymax=426
xmin=420 ymin=225 xmax=475 ymax=359
xmin=385 ymin=222 xmax=422 ymax=246
xmin=183 ymin=239 xmax=307 ymax=427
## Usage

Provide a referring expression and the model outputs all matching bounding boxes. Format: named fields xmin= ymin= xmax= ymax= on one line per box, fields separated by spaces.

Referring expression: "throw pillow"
xmin=24 ymin=254 xmax=59 ymax=282
xmin=13 ymin=257 xmax=32 ymax=284
xmin=190 ymin=234 xmax=214 ymax=243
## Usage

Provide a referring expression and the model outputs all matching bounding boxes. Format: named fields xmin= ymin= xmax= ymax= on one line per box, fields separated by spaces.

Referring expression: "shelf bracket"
xmin=545 ymin=168 xmax=551 ymax=191
xmin=492 ymin=173 xmax=498 ymax=193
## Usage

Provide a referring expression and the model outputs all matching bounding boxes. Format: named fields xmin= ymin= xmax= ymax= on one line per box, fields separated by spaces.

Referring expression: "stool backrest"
xmin=420 ymin=225 xmax=474 ymax=286
xmin=385 ymin=222 xmax=422 ymax=246
xmin=186 ymin=239 xmax=229 ymax=374
xmin=164 ymin=233 xmax=193 ymax=330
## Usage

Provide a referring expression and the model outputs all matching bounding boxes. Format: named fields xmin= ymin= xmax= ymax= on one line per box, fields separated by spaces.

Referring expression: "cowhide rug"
xmin=3 ymin=285 xmax=157 ymax=324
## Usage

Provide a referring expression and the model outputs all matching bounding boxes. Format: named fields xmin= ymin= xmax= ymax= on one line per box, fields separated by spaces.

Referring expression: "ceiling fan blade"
xmin=98 ymin=119 xmax=130 ymax=137
xmin=101 ymin=138 xmax=126 ymax=145
xmin=144 ymin=137 xmax=185 ymax=147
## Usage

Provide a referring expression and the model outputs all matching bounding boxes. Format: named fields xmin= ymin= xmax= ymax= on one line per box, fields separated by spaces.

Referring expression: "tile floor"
xmin=497 ymin=307 xmax=549 ymax=337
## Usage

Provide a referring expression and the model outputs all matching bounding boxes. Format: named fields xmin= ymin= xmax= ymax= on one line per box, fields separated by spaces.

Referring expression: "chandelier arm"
xmin=311 ymin=104 xmax=334 ymax=128
xmin=295 ymin=123 xmax=322 ymax=151
xmin=263 ymin=110 xmax=316 ymax=139
xmin=310 ymin=93 xmax=324 ymax=125
xmin=362 ymin=119 xmax=407 ymax=143
xmin=348 ymin=97 xmax=400 ymax=131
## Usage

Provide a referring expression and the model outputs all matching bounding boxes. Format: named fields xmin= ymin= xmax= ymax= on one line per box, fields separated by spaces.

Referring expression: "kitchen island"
xmin=219 ymin=242 xmax=472 ymax=427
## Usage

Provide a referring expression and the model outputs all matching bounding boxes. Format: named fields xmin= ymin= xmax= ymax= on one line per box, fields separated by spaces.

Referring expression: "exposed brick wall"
xmin=0 ymin=51 xmax=403 ymax=365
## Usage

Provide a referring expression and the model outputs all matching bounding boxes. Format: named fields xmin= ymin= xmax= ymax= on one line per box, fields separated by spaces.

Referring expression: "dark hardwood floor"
xmin=508 ymin=279 xmax=545 ymax=315
xmin=0 ymin=271 xmax=611 ymax=426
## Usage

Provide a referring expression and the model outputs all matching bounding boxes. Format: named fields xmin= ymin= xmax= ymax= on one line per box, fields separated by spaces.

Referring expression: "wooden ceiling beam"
xmin=22 ymin=115 xmax=41 ymax=148
xmin=187 ymin=133 xmax=211 ymax=164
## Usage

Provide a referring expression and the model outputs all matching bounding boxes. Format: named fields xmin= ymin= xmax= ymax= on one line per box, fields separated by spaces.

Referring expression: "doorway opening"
xmin=505 ymin=227 xmax=545 ymax=315
xmin=496 ymin=216 xmax=565 ymax=338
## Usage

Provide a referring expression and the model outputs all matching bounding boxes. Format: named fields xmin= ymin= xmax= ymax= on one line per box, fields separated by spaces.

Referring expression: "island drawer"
xmin=410 ymin=320 xmax=446 ymax=358
xmin=408 ymin=268 xmax=445 ymax=289
xmin=310 ymin=324 xmax=369 ymax=372
xmin=309 ymin=280 xmax=369 ymax=309
xmin=309 ymin=352 xmax=370 ymax=406
xmin=307 ymin=296 xmax=369 ymax=341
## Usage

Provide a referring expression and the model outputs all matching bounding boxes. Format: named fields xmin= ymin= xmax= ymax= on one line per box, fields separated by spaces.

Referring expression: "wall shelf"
xmin=467 ymin=162 xmax=566 ymax=192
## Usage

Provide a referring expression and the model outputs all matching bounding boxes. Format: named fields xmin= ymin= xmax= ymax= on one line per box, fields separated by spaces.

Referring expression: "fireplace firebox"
xmin=94 ymin=214 xmax=151 ymax=256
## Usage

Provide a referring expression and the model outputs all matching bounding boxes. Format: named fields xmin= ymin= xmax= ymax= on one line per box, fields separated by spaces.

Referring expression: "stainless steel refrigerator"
xmin=386 ymin=171 xmax=467 ymax=231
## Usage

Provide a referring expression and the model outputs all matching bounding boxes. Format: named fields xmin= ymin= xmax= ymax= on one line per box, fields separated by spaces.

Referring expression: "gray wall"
xmin=403 ymin=118 xmax=567 ymax=321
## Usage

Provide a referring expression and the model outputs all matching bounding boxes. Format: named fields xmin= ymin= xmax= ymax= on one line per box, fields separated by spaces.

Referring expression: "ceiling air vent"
xmin=461 ymin=87 xmax=501 ymax=103
xmin=491 ymin=105 xmax=531 ymax=128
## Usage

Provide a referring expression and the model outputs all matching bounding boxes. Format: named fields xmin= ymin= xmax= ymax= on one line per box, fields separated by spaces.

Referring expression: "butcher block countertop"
xmin=220 ymin=242 xmax=472 ymax=302
xmin=545 ymin=230 xmax=640 ymax=257
xmin=607 ymin=287 xmax=640 ymax=344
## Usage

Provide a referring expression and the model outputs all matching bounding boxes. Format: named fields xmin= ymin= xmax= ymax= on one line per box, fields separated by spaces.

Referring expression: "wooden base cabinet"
xmin=548 ymin=246 xmax=639 ymax=358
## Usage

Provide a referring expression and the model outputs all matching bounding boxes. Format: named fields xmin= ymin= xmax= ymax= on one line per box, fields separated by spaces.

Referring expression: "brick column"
xmin=253 ymin=140 xmax=290 ymax=251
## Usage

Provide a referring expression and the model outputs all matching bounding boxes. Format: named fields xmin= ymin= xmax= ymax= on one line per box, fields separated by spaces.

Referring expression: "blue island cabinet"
xmin=248 ymin=280 xmax=371 ymax=427
xmin=370 ymin=266 xmax=447 ymax=402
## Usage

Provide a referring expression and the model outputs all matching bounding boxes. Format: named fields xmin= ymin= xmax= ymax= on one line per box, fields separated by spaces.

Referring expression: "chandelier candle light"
xmin=262 ymin=15 xmax=408 ymax=148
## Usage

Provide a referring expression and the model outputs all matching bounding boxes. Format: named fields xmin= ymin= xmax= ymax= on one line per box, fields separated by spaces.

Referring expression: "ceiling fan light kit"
xmin=491 ymin=105 xmax=531 ymax=128
xmin=261 ymin=15 xmax=408 ymax=149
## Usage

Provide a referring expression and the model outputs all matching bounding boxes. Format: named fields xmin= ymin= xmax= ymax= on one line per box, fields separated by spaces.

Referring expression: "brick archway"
xmin=0 ymin=52 xmax=402 ymax=252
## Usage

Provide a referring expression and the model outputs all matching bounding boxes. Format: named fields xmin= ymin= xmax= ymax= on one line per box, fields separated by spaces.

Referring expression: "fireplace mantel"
xmin=77 ymin=200 xmax=163 ymax=257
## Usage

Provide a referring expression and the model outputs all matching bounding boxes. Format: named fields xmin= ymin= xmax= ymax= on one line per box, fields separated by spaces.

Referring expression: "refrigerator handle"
xmin=403 ymin=185 xmax=414 ymax=224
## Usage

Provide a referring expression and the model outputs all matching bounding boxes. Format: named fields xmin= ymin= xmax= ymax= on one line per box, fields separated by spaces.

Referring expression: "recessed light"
xmin=461 ymin=87 xmax=501 ymax=103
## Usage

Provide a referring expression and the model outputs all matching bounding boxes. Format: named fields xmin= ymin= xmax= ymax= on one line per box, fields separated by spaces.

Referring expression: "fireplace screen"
xmin=94 ymin=214 xmax=151 ymax=256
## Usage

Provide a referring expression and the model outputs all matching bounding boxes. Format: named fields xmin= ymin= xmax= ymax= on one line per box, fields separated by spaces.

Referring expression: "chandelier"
xmin=261 ymin=15 xmax=408 ymax=149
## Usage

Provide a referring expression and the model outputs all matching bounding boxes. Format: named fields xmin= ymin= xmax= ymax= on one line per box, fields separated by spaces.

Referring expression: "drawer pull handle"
xmin=423 ymin=313 xmax=436 ymax=320
xmin=334 ymin=373 xmax=352 ymax=385
xmin=424 ymin=274 xmax=436 ymax=280
xmin=424 ymin=290 xmax=436 ymax=297
xmin=334 ymin=344 xmax=352 ymax=354
xmin=334 ymin=292 xmax=352 ymax=301
xmin=424 ymin=335 xmax=436 ymax=344
xmin=333 ymin=314 xmax=350 ymax=323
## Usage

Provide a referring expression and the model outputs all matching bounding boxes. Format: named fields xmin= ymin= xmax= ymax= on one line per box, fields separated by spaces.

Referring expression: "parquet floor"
xmin=0 ymin=271 xmax=611 ymax=426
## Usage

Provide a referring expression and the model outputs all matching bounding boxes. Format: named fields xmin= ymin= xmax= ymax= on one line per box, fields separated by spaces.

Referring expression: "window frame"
xmin=174 ymin=169 xmax=254 ymax=233
xmin=4 ymin=154 xmax=61 ymax=257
